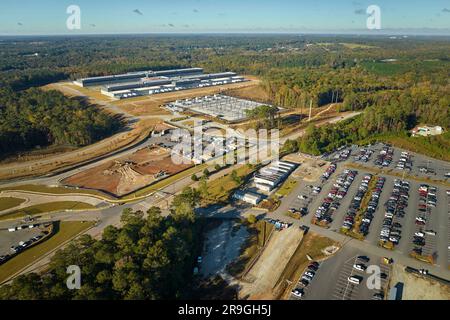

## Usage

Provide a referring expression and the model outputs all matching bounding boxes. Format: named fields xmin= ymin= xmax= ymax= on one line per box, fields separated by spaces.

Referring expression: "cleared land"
xmin=224 ymin=83 xmax=271 ymax=104
xmin=0 ymin=221 xmax=94 ymax=284
xmin=111 ymin=78 xmax=261 ymax=117
xmin=63 ymin=145 xmax=192 ymax=197
xmin=0 ymin=118 xmax=160 ymax=181
xmin=238 ymin=227 xmax=304 ymax=300
xmin=0 ymin=197 xmax=26 ymax=212
xmin=389 ymin=264 xmax=450 ymax=300
xmin=284 ymin=153 xmax=330 ymax=182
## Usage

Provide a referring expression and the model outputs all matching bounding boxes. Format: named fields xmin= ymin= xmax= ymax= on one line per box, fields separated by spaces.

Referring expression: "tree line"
xmin=0 ymin=87 xmax=124 ymax=157
xmin=0 ymin=187 xmax=202 ymax=300
xmin=295 ymin=84 xmax=449 ymax=156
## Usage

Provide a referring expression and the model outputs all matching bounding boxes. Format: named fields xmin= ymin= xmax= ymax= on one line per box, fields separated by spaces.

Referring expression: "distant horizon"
xmin=1 ymin=0 xmax=450 ymax=36
xmin=2 ymin=30 xmax=450 ymax=38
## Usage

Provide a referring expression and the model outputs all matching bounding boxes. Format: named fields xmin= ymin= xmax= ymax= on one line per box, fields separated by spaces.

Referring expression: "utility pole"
xmin=308 ymin=100 xmax=313 ymax=122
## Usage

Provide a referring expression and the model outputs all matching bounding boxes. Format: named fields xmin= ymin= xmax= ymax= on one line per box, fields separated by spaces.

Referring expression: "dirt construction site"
xmin=238 ymin=227 xmax=304 ymax=300
xmin=62 ymin=145 xmax=192 ymax=197
xmin=284 ymin=153 xmax=330 ymax=182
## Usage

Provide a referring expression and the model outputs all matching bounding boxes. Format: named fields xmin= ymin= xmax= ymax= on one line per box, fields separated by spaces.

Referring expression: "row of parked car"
xmin=412 ymin=185 xmax=438 ymax=255
xmin=375 ymin=146 xmax=394 ymax=167
xmin=343 ymin=175 xmax=385 ymax=236
xmin=347 ymin=256 xmax=386 ymax=300
xmin=8 ymin=224 xmax=38 ymax=232
xmin=333 ymin=149 xmax=351 ymax=162
xmin=314 ymin=170 xmax=357 ymax=226
xmin=354 ymin=148 xmax=374 ymax=163
xmin=1 ymin=233 xmax=45 ymax=266
xmin=322 ymin=163 xmax=337 ymax=180
xmin=379 ymin=180 xmax=410 ymax=245
xmin=264 ymin=218 xmax=292 ymax=231
xmin=396 ymin=151 xmax=413 ymax=171
xmin=291 ymin=261 xmax=320 ymax=298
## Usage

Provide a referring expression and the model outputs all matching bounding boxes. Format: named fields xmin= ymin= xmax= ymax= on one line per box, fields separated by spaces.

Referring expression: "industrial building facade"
xmin=74 ymin=68 xmax=247 ymax=100
xmin=233 ymin=160 xmax=298 ymax=206
xmin=254 ymin=161 xmax=298 ymax=193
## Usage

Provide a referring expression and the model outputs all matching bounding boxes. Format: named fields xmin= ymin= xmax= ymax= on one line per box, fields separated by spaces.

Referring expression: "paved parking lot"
xmin=0 ymin=228 xmax=43 ymax=256
xmin=344 ymin=143 xmax=450 ymax=181
xmin=282 ymin=143 xmax=450 ymax=272
xmin=301 ymin=246 xmax=391 ymax=300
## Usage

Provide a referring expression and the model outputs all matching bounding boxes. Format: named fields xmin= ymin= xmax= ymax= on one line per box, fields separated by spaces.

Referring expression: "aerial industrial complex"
xmin=165 ymin=94 xmax=276 ymax=122
xmin=74 ymin=68 xmax=247 ymax=100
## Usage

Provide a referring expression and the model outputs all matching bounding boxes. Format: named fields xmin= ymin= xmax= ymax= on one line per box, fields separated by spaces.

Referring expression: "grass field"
xmin=205 ymin=165 xmax=256 ymax=203
xmin=0 ymin=221 xmax=94 ymax=284
xmin=361 ymin=60 xmax=450 ymax=77
xmin=0 ymin=197 xmax=26 ymax=212
xmin=340 ymin=43 xmax=377 ymax=49
xmin=0 ymin=201 xmax=97 ymax=221
xmin=276 ymin=179 xmax=298 ymax=197
xmin=0 ymin=184 xmax=113 ymax=199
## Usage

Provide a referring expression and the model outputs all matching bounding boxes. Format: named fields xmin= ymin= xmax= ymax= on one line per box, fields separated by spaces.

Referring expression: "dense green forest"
xmin=296 ymin=83 xmax=450 ymax=156
xmin=0 ymin=88 xmax=124 ymax=156
xmin=0 ymin=33 xmax=448 ymax=158
xmin=0 ymin=188 xmax=202 ymax=300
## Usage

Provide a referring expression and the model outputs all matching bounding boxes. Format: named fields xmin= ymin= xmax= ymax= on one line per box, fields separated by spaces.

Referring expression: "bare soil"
xmin=238 ymin=227 xmax=304 ymax=300
xmin=389 ymin=264 xmax=450 ymax=300
xmin=284 ymin=154 xmax=330 ymax=182
xmin=63 ymin=146 xmax=192 ymax=197
xmin=113 ymin=79 xmax=261 ymax=116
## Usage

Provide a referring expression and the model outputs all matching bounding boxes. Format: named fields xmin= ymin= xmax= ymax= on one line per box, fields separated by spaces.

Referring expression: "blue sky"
xmin=1 ymin=0 xmax=450 ymax=35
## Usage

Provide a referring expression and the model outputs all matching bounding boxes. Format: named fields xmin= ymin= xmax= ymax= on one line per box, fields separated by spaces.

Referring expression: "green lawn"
xmin=205 ymin=165 xmax=256 ymax=203
xmin=276 ymin=179 xmax=298 ymax=197
xmin=0 ymin=197 xmax=26 ymax=211
xmin=0 ymin=221 xmax=94 ymax=284
xmin=0 ymin=201 xmax=96 ymax=221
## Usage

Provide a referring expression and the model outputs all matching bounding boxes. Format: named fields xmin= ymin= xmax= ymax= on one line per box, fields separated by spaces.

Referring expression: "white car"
xmin=292 ymin=288 xmax=304 ymax=298
xmin=302 ymin=275 xmax=313 ymax=282
xmin=415 ymin=232 xmax=425 ymax=238
xmin=353 ymin=264 xmax=366 ymax=272
xmin=425 ymin=230 xmax=437 ymax=236
xmin=348 ymin=276 xmax=362 ymax=285
xmin=446 ymin=190 xmax=450 ymax=196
